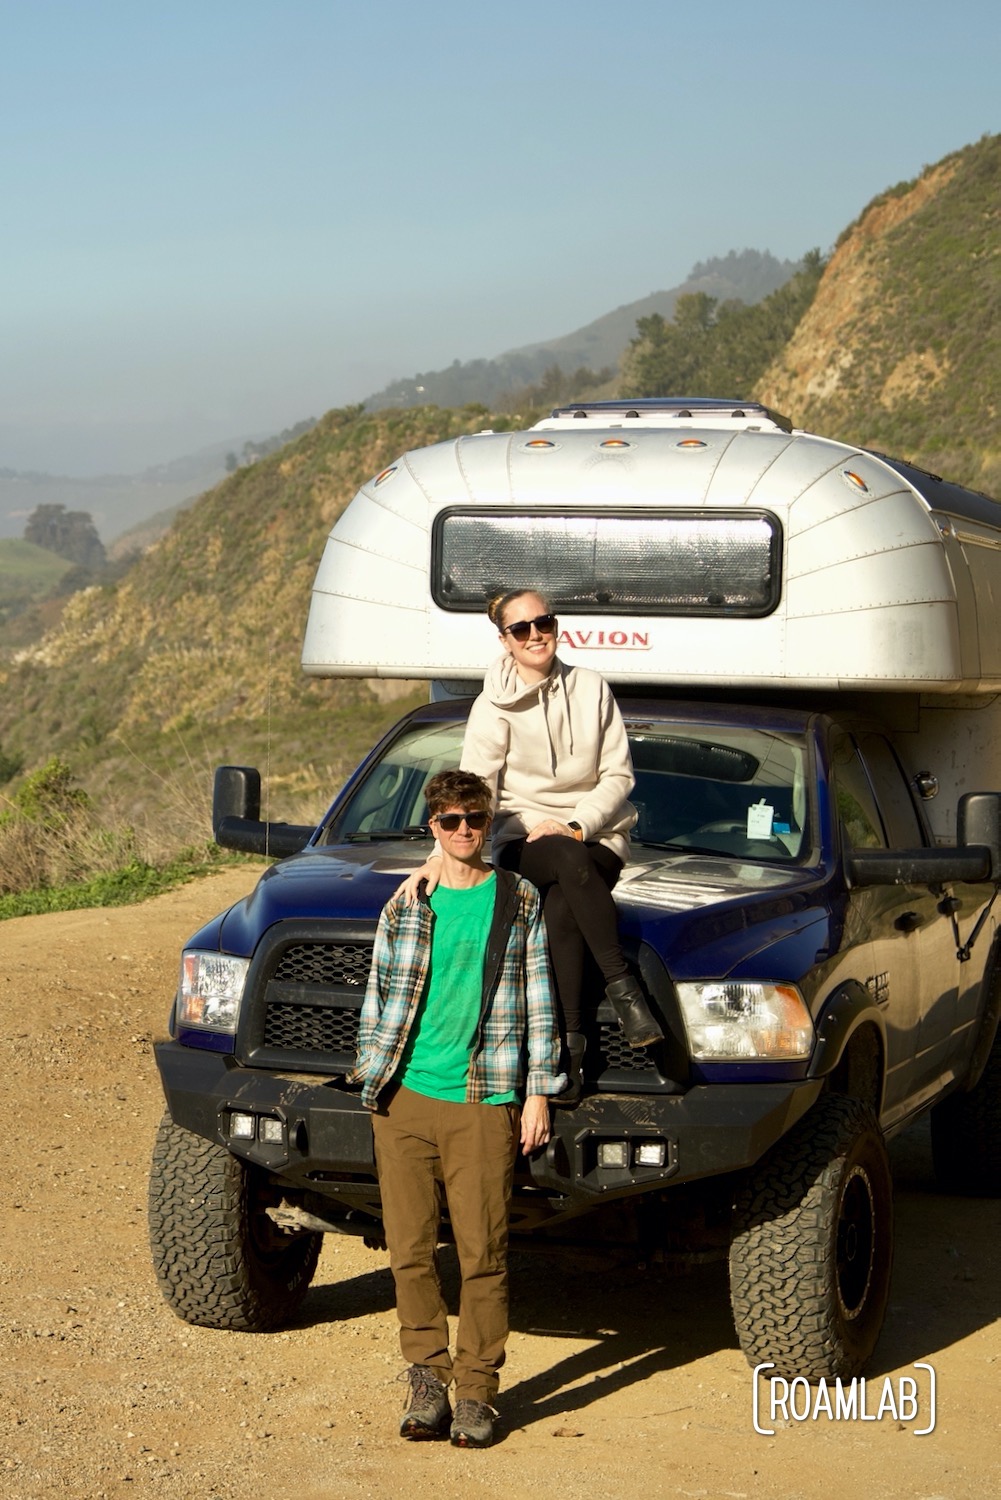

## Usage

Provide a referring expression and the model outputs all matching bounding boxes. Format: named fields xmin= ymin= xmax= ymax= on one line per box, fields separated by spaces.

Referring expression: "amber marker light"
xmin=374 ymin=465 xmax=398 ymax=485
xmin=843 ymin=469 xmax=869 ymax=492
xmin=677 ymin=439 xmax=707 ymax=449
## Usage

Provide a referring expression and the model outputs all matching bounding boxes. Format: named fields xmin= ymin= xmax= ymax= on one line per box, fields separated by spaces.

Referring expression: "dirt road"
xmin=2 ymin=868 xmax=998 ymax=1499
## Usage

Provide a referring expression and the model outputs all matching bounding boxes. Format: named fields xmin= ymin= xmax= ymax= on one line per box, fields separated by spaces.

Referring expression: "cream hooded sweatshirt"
xmin=459 ymin=654 xmax=636 ymax=863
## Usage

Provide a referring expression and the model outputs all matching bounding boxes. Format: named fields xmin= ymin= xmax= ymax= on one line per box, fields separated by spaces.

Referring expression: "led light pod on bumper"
xmin=675 ymin=981 xmax=813 ymax=1060
xmin=177 ymin=951 xmax=250 ymax=1034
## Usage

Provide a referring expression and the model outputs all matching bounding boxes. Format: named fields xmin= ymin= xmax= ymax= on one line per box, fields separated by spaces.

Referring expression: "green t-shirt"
xmin=397 ymin=872 xmax=516 ymax=1105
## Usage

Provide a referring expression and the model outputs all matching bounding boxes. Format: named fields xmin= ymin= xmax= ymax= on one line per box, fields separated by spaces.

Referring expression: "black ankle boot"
xmin=555 ymin=1032 xmax=586 ymax=1107
xmin=605 ymin=976 xmax=664 ymax=1047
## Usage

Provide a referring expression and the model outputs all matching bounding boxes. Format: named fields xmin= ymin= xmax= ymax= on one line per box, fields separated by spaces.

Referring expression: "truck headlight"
xmin=178 ymin=951 xmax=250 ymax=1033
xmin=675 ymin=981 xmax=813 ymax=1060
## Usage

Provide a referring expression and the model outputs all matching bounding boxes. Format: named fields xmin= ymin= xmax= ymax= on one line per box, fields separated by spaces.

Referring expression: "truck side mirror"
xmin=211 ymin=764 xmax=314 ymax=858
xmin=847 ymin=789 xmax=1001 ymax=888
xmin=213 ymin=766 xmax=261 ymax=836
xmin=958 ymin=791 xmax=1001 ymax=881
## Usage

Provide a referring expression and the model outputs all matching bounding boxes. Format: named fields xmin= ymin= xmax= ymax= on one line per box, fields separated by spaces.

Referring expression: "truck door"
xmin=855 ymin=733 xmax=965 ymax=1092
xmin=831 ymin=731 xmax=957 ymax=1127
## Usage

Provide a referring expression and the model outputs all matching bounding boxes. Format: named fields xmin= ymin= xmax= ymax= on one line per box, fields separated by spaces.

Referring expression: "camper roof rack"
xmin=540 ymin=398 xmax=793 ymax=433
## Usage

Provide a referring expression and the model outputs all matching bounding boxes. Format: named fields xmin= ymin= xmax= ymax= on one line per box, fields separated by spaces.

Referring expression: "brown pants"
xmin=372 ymin=1084 xmax=520 ymax=1402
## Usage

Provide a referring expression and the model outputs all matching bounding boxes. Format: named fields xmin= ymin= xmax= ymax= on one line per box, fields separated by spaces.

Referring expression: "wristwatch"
xmin=567 ymin=821 xmax=584 ymax=841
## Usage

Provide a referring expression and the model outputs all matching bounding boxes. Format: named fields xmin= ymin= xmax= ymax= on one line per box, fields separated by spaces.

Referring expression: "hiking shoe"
xmin=398 ymin=1364 xmax=451 ymax=1440
xmin=450 ymin=1398 xmax=497 ymax=1448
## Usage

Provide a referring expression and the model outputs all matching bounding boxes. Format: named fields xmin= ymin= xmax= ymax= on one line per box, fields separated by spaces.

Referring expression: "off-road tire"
xmin=148 ymin=1112 xmax=321 ymax=1331
xmin=930 ymin=1028 xmax=1001 ymax=1194
xmin=729 ymin=1094 xmax=893 ymax=1379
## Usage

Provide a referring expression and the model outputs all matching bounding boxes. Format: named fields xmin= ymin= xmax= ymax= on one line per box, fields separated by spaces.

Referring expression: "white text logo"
xmin=752 ymin=1362 xmax=936 ymax=1436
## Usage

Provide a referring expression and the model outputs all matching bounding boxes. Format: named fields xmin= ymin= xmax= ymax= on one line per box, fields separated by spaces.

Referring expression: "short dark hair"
xmin=425 ymin=769 xmax=492 ymax=817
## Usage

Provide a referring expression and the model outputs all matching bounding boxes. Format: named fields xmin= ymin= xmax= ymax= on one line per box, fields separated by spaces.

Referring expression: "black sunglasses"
xmin=432 ymin=810 xmax=491 ymax=832
xmin=501 ymin=612 xmax=557 ymax=643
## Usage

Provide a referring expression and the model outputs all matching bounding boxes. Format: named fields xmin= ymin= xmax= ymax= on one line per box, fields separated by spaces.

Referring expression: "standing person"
xmin=353 ymin=769 xmax=565 ymax=1449
xmin=401 ymin=589 xmax=663 ymax=1103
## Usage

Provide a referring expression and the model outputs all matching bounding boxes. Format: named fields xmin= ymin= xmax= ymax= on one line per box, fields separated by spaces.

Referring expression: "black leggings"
xmin=496 ymin=836 xmax=626 ymax=1034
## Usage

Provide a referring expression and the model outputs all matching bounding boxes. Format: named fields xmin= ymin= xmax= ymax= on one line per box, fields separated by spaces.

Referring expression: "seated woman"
xmin=402 ymin=588 xmax=662 ymax=1100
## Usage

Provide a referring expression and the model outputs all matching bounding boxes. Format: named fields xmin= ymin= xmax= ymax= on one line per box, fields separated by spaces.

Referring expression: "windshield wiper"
xmin=345 ymin=825 xmax=431 ymax=842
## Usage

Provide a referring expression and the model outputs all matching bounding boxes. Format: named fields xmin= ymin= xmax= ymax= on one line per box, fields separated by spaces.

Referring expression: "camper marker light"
xmin=178 ymin=952 xmax=250 ymax=1032
xmin=600 ymin=438 xmax=630 ymax=448
xmin=525 ymin=438 xmax=556 ymax=448
xmin=677 ymin=439 xmax=707 ymax=448
xmin=842 ymin=469 xmax=869 ymax=492
xmin=373 ymin=465 xmax=397 ymax=486
xmin=675 ymin=981 xmax=813 ymax=1060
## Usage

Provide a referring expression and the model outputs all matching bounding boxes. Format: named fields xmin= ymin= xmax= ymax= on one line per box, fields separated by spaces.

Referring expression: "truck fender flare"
xmin=807 ymin=981 xmax=887 ymax=1085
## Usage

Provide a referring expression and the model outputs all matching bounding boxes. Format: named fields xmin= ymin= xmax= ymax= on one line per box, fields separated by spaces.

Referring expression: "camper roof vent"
xmin=538 ymin=398 xmax=793 ymax=434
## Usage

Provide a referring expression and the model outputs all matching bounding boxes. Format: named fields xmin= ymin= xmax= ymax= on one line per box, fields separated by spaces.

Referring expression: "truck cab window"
xmin=855 ymin=732 xmax=926 ymax=847
xmin=830 ymin=731 xmax=885 ymax=849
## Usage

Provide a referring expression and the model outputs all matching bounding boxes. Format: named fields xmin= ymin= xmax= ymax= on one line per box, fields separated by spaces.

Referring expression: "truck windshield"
xmin=627 ymin=723 xmax=808 ymax=861
xmin=326 ymin=716 xmax=808 ymax=862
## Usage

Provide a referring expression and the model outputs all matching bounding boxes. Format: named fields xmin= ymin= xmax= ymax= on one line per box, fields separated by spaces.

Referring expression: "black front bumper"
xmin=154 ymin=1039 xmax=823 ymax=1212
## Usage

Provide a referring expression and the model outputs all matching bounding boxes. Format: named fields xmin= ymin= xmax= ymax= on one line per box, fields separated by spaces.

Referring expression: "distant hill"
xmin=0 ymin=253 xmax=794 ymax=559
xmin=0 ymin=439 xmax=249 ymax=547
xmin=363 ymin=251 xmax=801 ymax=411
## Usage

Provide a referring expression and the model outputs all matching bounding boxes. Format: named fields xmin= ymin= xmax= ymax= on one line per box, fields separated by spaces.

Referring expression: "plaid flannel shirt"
xmin=351 ymin=869 xmax=565 ymax=1109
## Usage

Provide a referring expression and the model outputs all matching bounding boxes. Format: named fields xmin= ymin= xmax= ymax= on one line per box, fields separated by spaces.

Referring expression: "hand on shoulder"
xmin=394 ymin=861 xmax=440 ymax=904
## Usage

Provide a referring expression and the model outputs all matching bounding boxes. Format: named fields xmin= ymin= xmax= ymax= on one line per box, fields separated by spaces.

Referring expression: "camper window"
xmin=432 ymin=508 xmax=782 ymax=617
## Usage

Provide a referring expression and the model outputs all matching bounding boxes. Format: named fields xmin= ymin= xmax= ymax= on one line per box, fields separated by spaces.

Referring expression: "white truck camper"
xmin=151 ymin=400 xmax=1001 ymax=1384
xmin=303 ymin=398 xmax=1001 ymax=843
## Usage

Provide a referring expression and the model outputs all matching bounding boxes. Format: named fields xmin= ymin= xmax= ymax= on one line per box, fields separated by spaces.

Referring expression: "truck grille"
xmin=264 ymin=1001 xmax=360 ymax=1054
xmin=244 ymin=934 xmax=376 ymax=1071
xmin=250 ymin=933 xmax=670 ymax=1088
xmin=598 ymin=1023 xmax=657 ymax=1072
xmin=273 ymin=941 xmax=372 ymax=988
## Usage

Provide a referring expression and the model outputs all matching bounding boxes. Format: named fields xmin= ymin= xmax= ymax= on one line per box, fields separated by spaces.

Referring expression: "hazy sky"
xmin=2 ymin=0 xmax=998 ymax=476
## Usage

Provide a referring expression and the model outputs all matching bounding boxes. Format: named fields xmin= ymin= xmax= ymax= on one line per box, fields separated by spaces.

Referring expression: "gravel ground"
xmin=2 ymin=868 xmax=999 ymax=1499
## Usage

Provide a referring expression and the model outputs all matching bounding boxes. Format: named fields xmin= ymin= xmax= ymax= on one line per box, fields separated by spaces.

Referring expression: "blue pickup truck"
xmin=148 ymin=401 xmax=1001 ymax=1380
xmin=149 ymin=692 xmax=1001 ymax=1380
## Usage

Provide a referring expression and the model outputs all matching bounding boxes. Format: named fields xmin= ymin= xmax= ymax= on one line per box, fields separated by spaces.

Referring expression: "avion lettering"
xmin=559 ymin=628 xmax=651 ymax=651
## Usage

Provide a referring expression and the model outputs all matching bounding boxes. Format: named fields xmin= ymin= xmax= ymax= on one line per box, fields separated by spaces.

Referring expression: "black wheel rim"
xmin=836 ymin=1163 xmax=875 ymax=1319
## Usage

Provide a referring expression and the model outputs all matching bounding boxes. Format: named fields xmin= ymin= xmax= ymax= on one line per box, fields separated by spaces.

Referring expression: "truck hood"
xmin=615 ymin=849 xmax=832 ymax=982
xmin=615 ymin=850 xmax=819 ymax=911
xmin=213 ymin=842 xmax=829 ymax=969
xmin=217 ymin=844 xmax=434 ymax=953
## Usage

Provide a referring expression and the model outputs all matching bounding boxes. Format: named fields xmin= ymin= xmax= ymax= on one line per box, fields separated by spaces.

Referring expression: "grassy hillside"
xmin=759 ymin=133 xmax=1000 ymax=494
xmin=0 ymin=405 xmax=515 ymax=825
xmin=0 ymin=539 xmax=73 ymax=624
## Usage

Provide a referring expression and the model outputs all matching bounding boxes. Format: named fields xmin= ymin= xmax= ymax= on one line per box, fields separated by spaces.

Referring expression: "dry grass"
xmin=0 ymin=754 xmax=225 ymax=907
